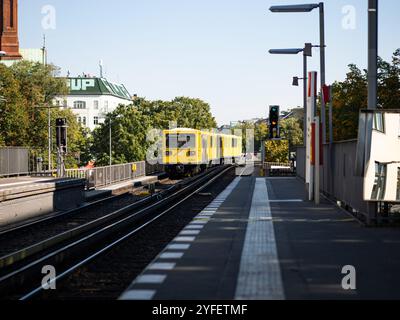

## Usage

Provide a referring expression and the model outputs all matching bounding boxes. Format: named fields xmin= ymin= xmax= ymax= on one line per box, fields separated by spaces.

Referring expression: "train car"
xmin=162 ymin=128 xmax=242 ymax=176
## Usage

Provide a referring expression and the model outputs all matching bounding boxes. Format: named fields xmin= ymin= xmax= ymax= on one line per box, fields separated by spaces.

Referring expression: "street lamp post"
xmin=270 ymin=3 xmax=327 ymax=144
xmin=35 ymin=105 xmax=59 ymax=172
xmin=368 ymin=0 xmax=378 ymax=110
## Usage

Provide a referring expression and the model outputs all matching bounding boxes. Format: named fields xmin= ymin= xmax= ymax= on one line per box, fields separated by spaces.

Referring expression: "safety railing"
xmin=65 ymin=161 xmax=164 ymax=190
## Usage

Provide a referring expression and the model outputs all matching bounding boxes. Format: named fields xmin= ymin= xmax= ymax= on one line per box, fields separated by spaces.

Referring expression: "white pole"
xmin=314 ymin=116 xmax=320 ymax=205
xmin=306 ymin=71 xmax=318 ymax=200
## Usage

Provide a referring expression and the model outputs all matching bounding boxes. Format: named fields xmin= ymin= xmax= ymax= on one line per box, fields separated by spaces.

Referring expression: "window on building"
xmin=82 ymin=117 xmax=86 ymax=126
xmin=397 ymin=168 xmax=400 ymax=201
xmin=94 ymin=117 xmax=99 ymax=125
xmin=77 ymin=116 xmax=82 ymax=124
xmin=104 ymin=101 xmax=109 ymax=113
xmin=55 ymin=100 xmax=60 ymax=106
xmin=73 ymin=101 xmax=86 ymax=109
xmin=373 ymin=112 xmax=384 ymax=133
xmin=232 ymin=138 xmax=238 ymax=148
xmin=63 ymin=99 xmax=67 ymax=108
xmin=371 ymin=162 xmax=387 ymax=200
xmin=94 ymin=100 xmax=99 ymax=110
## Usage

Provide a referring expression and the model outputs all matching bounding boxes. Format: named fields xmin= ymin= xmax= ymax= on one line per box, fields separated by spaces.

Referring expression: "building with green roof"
xmin=55 ymin=77 xmax=133 ymax=131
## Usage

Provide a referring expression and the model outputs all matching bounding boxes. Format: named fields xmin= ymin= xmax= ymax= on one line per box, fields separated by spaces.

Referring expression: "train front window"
xmin=166 ymin=134 xmax=196 ymax=148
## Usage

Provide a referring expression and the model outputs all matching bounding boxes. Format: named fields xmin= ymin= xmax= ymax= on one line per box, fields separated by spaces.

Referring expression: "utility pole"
xmin=368 ymin=0 xmax=378 ymax=110
xmin=48 ymin=105 xmax=52 ymax=171
xmin=319 ymin=2 xmax=326 ymax=143
xmin=366 ymin=0 xmax=379 ymax=224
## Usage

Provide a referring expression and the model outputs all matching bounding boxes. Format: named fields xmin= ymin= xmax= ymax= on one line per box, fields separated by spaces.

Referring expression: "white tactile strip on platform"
xmin=235 ymin=178 xmax=285 ymax=300
xmin=119 ymin=177 xmax=241 ymax=300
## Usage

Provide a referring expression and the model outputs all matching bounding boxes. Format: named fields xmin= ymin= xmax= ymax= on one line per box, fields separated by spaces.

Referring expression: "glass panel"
xmin=373 ymin=113 xmax=384 ymax=132
xmin=166 ymin=134 xmax=196 ymax=148
xmin=371 ymin=162 xmax=387 ymax=200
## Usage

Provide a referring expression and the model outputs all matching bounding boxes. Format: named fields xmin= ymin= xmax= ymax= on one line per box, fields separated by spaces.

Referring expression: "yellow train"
xmin=162 ymin=128 xmax=242 ymax=175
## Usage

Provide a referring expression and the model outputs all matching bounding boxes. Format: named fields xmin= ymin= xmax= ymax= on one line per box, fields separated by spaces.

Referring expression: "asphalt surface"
xmin=122 ymin=173 xmax=400 ymax=300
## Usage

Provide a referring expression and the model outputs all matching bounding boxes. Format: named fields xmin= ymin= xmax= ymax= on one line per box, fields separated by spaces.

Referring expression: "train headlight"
xmin=187 ymin=151 xmax=196 ymax=157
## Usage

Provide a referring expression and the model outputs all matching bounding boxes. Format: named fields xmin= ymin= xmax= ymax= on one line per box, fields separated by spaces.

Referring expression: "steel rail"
xmin=0 ymin=166 xmax=233 ymax=299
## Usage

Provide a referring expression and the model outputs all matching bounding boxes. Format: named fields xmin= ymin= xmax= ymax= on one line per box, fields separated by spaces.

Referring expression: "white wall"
xmin=55 ymin=95 xmax=131 ymax=131
xmin=364 ymin=113 xmax=400 ymax=202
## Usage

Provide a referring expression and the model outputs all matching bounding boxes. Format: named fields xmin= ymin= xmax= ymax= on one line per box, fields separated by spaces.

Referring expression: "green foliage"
xmin=137 ymin=97 xmax=217 ymax=130
xmin=264 ymin=118 xmax=303 ymax=163
xmin=91 ymin=97 xmax=217 ymax=166
xmin=331 ymin=49 xmax=400 ymax=141
xmin=0 ymin=61 xmax=84 ymax=168
xmin=265 ymin=140 xmax=289 ymax=163
xmin=279 ymin=117 xmax=303 ymax=147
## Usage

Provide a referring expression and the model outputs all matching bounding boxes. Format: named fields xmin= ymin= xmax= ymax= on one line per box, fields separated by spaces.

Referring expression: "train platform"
xmin=85 ymin=173 xmax=168 ymax=201
xmin=120 ymin=175 xmax=400 ymax=300
xmin=0 ymin=176 xmax=85 ymax=228
xmin=0 ymin=176 xmax=56 ymax=190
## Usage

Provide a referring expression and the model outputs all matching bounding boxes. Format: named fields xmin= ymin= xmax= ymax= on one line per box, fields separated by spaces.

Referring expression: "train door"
xmin=201 ymin=134 xmax=208 ymax=164
xmin=219 ymin=136 xmax=224 ymax=165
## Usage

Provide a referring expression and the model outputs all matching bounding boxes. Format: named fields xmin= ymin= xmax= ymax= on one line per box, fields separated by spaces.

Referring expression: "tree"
xmin=0 ymin=64 xmax=28 ymax=146
xmin=0 ymin=61 xmax=83 ymax=169
xmin=331 ymin=49 xmax=400 ymax=141
xmin=91 ymin=104 xmax=152 ymax=166
xmin=265 ymin=140 xmax=289 ymax=163
xmin=91 ymin=97 xmax=218 ymax=166
xmin=280 ymin=117 xmax=304 ymax=147
xmin=137 ymin=97 xmax=217 ymax=130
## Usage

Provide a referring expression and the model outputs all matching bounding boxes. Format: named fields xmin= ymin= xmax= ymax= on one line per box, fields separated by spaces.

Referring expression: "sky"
xmin=19 ymin=0 xmax=400 ymax=126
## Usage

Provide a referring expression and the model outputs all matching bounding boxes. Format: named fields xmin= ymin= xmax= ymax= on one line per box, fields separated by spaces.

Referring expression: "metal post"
xmin=329 ymin=85 xmax=334 ymax=196
xmin=48 ymin=105 xmax=52 ymax=171
xmin=109 ymin=118 xmax=112 ymax=185
xmin=319 ymin=2 xmax=326 ymax=143
xmin=303 ymin=53 xmax=307 ymax=146
xmin=366 ymin=0 xmax=378 ymax=225
xmin=368 ymin=0 xmax=378 ymax=110
xmin=314 ymin=117 xmax=320 ymax=205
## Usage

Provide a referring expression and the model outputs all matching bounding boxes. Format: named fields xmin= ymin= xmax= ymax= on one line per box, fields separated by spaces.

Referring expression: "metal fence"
xmin=297 ymin=140 xmax=371 ymax=220
xmin=0 ymin=147 xmax=30 ymax=177
xmin=65 ymin=161 xmax=164 ymax=189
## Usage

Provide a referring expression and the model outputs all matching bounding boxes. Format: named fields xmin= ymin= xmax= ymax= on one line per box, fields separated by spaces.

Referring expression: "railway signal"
xmin=56 ymin=118 xmax=68 ymax=154
xmin=55 ymin=118 xmax=68 ymax=177
xmin=269 ymin=105 xmax=280 ymax=139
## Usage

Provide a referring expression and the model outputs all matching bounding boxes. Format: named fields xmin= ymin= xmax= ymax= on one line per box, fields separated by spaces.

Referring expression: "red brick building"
xmin=0 ymin=0 xmax=22 ymax=60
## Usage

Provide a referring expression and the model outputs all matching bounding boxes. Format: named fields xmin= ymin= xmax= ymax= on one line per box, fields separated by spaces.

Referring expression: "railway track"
xmin=0 ymin=165 xmax=234 ymax=300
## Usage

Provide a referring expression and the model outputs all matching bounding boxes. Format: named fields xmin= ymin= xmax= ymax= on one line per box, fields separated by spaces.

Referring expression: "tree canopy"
xmin=0 ymin=61 xmax=86 ymax=168
xmin=90 ymin=97 xmax=218 ymax=166
xmin=330 ymin=49 xmax=400 ymax=141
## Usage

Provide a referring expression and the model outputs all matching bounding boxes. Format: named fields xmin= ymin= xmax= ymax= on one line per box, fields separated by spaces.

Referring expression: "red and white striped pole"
xmin=307 ymin=71 xmax=318 ymax=201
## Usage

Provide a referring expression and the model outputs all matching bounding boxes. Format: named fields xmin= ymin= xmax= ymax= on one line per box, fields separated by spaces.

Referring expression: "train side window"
xmin=232 ymin=138 xmax=237 ymax=148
